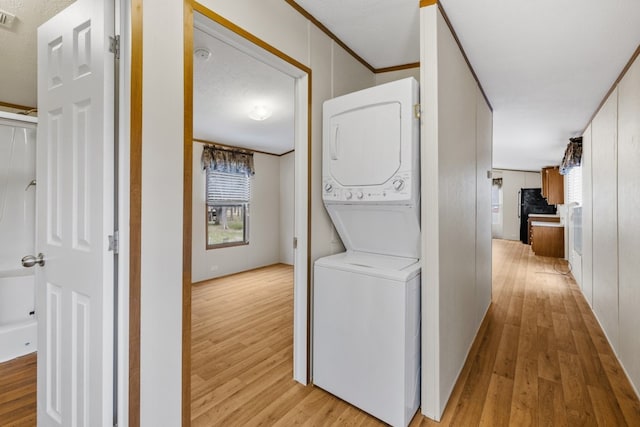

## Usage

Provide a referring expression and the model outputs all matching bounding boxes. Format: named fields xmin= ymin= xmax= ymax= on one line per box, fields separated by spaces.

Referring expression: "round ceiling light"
xmin=194 ymin=47 xmax=211 ymax=62
xmin=248 ymin=105 xmax=272 ymax=121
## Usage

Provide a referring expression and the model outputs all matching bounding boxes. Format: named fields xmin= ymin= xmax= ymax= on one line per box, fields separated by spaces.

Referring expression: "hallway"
xmin=428 ymin=239 xmax=640 ymax=426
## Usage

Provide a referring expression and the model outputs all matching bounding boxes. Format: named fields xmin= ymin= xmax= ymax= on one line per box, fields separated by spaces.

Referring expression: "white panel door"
xmin=36 ymin=0 xmax=114 ymax=425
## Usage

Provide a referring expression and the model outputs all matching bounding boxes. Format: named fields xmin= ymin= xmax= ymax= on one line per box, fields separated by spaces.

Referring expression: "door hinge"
xmin=293 ymin=237 xmax=298 ymax=249
xmin=109 ymin=35 xmax=120 ymax=59
xmin=414 ymin=103 xmax=421 ymax=119
xmin=108 ymin=231 xmax=119 ymax=254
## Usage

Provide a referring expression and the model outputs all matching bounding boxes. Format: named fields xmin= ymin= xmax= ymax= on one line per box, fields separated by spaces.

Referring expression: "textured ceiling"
xmin=193 ymin=26 xmax=295 ymax=155
xmin=0 ymin=0 xmax=75 ymax=109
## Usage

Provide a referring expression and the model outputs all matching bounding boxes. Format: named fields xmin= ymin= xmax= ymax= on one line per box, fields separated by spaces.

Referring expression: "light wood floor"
xmin=191 ymin=242 xmax=640 ymax=426
xmin=0 ymin=352 xmax=36 ymax=426
xmin=2 ymin=241 xmax=639 ymax=426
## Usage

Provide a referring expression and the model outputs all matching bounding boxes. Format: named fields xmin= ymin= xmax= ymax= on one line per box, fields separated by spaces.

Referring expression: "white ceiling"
xmin=444 ymin=0 xmax=640 ymax=171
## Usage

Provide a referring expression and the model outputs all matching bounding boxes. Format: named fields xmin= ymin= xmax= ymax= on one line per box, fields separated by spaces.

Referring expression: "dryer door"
xmin=327 ymin=102 xmax=401 ymax=187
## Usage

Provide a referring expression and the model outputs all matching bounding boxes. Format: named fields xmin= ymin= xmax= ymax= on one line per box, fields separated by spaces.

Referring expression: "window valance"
xmin=201 ymin=145 xmax=255 ymax=176
xmin=560 ymin=137 xmax=582 ymax=175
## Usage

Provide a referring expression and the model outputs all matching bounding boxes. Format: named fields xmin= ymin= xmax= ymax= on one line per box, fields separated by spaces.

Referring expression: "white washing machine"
xmin=314 ymin=252 xmax=420 ymax=427
xmin=313 ymin=77 xmax=421 ymax=427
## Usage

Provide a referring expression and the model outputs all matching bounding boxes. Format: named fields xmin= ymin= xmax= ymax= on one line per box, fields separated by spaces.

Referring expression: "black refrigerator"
xmin=519 ymin=188 xmax=557 ymax=244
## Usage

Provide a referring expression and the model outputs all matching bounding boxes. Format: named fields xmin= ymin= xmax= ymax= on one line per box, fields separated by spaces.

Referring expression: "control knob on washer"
xmin=345 ymin=191 xmax=353 ymax=200
xmin=324 ymin=183 xmax=333 ymax=193
xmin=392 ymin=179 xmax=405 ymax=191
xmin=356 ymin=191 xmax=364 ymax=199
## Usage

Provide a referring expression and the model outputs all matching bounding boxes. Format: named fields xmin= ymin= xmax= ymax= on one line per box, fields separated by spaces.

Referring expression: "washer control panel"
xmin=322 ymin=172 xmax=414 ymax=202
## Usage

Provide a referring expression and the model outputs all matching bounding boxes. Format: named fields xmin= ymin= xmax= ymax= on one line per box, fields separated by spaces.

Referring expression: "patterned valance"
xmin=201 ymin=145 xmax=255 ymax=176
xmin=560 ymin=137 xmax=582 ymax=175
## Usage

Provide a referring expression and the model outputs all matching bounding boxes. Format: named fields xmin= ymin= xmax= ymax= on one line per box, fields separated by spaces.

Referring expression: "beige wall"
xmin=582 ymin=51 xmax=640 ymax=398
xmin=375 ymin=67 xmax=420 ymax=86
xmin=420 ymin=5 xmax=493 ymax=420
xmin=139 ymin=0 xmax=374 ymax=423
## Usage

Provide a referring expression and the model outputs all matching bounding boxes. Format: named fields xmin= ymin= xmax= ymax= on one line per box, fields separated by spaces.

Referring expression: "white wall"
xmin=140 ymin=1 xmax=183 ymax=425
xmin=492 ymin=169 xmax=541 ymax=241
xmin=420 ymin=5 xmax=493 ymax=420
xmin=192 ymin=144 xmax=287 ymax=282
xmin=139 ymin=0 xmax=374 ymax=423
xmin=591 ymin=89 xmax=619 ymax=351
xmin=582 ymin=125 xmax=593 ymax=305
xmin=582 ymin=51 xmax=640 ymax=399
xmin=617 ymin=53 xmax=640 ymax=397
xmin=280 ymin=151 xmax=294 ymax=265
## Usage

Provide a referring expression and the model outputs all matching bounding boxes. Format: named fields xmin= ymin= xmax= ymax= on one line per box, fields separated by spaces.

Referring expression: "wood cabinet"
xmin=541 ymin=166 xmax=564 ymax=205
xmin=531 ymin=223 xmax=564 ymax=258
xmin=527 ymin=215 xmax=561 ymax=245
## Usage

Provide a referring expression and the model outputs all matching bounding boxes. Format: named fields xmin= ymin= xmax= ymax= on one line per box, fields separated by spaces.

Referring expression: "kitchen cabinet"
xmin=541 ymin=166 xmax=564 ymax=205
xmin=531 ymin=222 xmax=564 ymax=258
xmin=528 ymin=214 xmax=560 ymax=246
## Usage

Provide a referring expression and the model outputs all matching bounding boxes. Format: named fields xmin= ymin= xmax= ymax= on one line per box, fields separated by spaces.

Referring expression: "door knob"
xmin=21 ymin=253 xmax=45 ymax=268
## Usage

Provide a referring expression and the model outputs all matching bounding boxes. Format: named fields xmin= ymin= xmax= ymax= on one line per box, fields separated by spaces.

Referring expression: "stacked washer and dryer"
xmin=313 ymin=77 xmax=421 ymax=427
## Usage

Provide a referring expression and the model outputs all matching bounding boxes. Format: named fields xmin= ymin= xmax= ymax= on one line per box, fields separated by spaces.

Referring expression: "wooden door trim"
xmin=183 ymin=1 xmax=194 ymax=425
xmin=129 ymin=0 xmax=143 ymax=425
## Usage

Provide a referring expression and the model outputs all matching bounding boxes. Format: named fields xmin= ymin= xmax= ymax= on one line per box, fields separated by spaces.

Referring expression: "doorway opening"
xmin=183 ymin=2 xmax=312 ymax=422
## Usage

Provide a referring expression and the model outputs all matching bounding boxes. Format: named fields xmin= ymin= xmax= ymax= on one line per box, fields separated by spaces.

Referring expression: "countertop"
xmin=531 ymin=221 xmax=564 ymax=228
xmin=528 ymin=213 xmax=560 ymax=218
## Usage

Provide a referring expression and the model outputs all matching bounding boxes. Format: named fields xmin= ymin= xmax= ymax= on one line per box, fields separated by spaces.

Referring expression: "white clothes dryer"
xmin=322 ymin=77 xmax=420 ymax=259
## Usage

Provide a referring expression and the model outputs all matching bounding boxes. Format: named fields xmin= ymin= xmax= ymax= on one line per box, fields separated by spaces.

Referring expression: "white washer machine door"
xmin=327 ymin=101 xmax=401 ymax=187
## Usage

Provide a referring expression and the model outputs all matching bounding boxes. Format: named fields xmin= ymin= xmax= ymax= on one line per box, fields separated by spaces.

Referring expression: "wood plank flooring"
xmin=418 ymin=240 xmax=640 ymax=426
xmin=1 ymin=240 xmax=639 ymax=425
xmin=191 ymin=243 xmax=640 ymax=426
xmin=0 ymin=353 xmax=36 ymax=427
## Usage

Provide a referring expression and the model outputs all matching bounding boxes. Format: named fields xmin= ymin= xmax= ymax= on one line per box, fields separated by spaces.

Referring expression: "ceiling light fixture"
xmin=194 ymin=47 xmax=211 ymax=62
xmin=248 ymin=105 xmax=272 ymax=121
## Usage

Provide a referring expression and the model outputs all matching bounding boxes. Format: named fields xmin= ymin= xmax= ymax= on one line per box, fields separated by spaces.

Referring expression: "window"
xmin=206 ymin=169 xmax=251 ymax=248
xmin=565 ymin=165 xmax=582 ymax=205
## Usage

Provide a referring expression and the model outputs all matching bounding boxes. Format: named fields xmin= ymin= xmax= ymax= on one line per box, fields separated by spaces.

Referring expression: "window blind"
xmin=565 ymin=165 xmax=582 ymax=205
xmin=206 ymin=170 xmax=251 ymax=205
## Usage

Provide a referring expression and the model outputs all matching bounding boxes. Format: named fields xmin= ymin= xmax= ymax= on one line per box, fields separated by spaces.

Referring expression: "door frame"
xmin=182 ymin=1 xmax=313 ymax=424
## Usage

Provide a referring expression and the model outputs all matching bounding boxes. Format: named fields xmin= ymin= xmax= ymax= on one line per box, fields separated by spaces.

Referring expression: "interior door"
xmin=36 ymin=0 xmax=115 ymax=425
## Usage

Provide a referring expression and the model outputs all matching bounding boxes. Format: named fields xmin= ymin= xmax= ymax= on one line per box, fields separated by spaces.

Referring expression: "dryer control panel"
xmin=321 ymin=77 xmax=420 ymax=207
xmin=323 ymin=171 xmax=414 ymax=203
